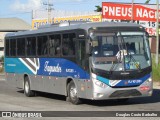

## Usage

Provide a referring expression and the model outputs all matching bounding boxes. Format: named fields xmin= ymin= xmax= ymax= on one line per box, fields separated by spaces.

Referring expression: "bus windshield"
xmin=90 ymin=31 xmax=151 ymax=71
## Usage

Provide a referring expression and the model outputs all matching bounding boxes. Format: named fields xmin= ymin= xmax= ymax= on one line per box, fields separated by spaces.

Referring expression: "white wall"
xmin=0 ymin=32 xmax=9 ymax=57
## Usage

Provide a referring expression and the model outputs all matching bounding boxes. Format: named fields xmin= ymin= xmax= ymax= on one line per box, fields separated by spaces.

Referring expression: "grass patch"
xmin=0 ymin=67 xmax=3 ymax=73
xmin=152 ymin=55 xmax=160 ymax=82
xmin=0 ymin=56 xmax=4 ymax=73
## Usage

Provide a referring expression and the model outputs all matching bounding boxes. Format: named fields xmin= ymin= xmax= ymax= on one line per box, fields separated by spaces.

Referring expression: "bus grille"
xmin=109 ymin=89 xmax=141 ymax=98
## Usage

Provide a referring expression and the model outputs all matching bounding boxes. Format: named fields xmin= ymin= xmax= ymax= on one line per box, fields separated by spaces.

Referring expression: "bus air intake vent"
xmin=109 ymin=89 xmax=141 ymax=98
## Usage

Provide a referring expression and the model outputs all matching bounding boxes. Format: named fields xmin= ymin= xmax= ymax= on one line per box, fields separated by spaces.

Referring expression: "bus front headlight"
xmin=95 ymin=80 xmax=106 ymax=88
xmin=92 ymin=73 xmax=107 ymax=88
xmin=143 ymin=77 xmax=152 ymax=85
xmin=148 ymin=78 xmax=152 ymax=82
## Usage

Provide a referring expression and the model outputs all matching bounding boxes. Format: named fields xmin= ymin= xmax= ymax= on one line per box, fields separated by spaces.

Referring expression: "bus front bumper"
xmin=90 ymin=78 xmax=153 ymax=100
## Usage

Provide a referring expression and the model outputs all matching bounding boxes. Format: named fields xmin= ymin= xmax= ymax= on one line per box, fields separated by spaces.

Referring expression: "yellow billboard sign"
xmin=92 ymin=15 xmax=102 ymax=22
xmin=32 ymin=15 xmax=102 ymax=29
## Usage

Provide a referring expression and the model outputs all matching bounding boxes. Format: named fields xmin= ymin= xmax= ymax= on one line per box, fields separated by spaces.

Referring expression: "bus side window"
xmin=17 ymin=38 xmax=25 ymax=56
xmin=62 ymin=34 xmax=68 ymax=56
xmin=54 ymin=35 xmax=61 ymax=57
xmin=37 ymin=36 xmax=48 ymax=56
xmin=49 ymin=35 xmax=55 ymax=56
xmin=69 ymin=33 xmax=76 ymax=55
xmin=10 ymin=39 xmax=16 ymax=57
xmin=62 ymin=33 xmax=75 ymax=56
xmin=5 ymin=39 xmax=10 ymax=57
xmin=26 ymin=37 xmax=36 ymax=56
xmin=78 ymin=40 xmax=86 ymax=68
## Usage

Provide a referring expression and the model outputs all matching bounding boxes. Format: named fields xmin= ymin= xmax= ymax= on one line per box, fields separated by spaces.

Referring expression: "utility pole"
xmin=43 ymin=0 xmax=54 ymax=24
xmin=31 ymin=10 xmax=33 ymax=22
xmin=131 ymin=0 xmax=134 ymax=23
xmin=155 ymin=0 xmax=159 ymax=66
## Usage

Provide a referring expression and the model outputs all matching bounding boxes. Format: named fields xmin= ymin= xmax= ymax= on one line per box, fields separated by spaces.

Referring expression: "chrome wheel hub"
xmin=70 ymin=86 xmax=77 ymax=99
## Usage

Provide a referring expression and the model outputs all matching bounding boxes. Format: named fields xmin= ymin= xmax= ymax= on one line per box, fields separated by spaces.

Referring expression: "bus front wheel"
xmin=24 ymin=76 xmax=35 ymax=97
xmin=67 ymin=81 xmax=81 ymax=105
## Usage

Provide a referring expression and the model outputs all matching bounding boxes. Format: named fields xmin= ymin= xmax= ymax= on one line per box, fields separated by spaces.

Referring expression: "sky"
xmin=0 ymin=0 xmax=158 ymax=25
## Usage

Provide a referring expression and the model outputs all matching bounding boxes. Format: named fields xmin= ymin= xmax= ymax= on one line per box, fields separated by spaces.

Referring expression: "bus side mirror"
xmin=86 ymin=41 xmax=92 ymax=55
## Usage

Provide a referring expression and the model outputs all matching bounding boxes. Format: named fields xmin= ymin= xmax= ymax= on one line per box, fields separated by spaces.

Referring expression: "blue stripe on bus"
xmin=5 ymin=58 xmax=33 ymax=74
xmin=115 ymin=74 xmax=151 ymax=87
xmin=5 ymin=58 xmax=90 ymax=79
xmin=97 ymin=74 xmax=151 ymax=87
xmin=97 ymin=76 xmax=110 ymax=86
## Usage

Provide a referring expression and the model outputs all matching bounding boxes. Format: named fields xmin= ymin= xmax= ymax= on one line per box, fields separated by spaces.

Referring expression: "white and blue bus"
xmin=5 ymin=21 xmax=152 ymax=104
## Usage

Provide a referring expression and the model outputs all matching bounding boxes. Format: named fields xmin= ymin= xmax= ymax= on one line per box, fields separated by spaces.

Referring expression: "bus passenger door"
xmin=76 ymin=39 xmax=91 ymax=99
xmin=76 ymin=39 xmax=86 ymax=69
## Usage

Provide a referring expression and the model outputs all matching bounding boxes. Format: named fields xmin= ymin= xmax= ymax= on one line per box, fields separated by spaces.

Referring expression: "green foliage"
xmin=152 ymin=56 xmax=160 ymax=81
xmin=94 ymin=5 xmax=102 ymax=12
xmin=0 ymin=56 xmax=4 ymax=62
xmin=0 ymin=56 xmax=4 ymax=73
xmin=0 ymin=67 xmax=3 ymax=73
xmin=145 ymin=0 xmax=150 ymax=4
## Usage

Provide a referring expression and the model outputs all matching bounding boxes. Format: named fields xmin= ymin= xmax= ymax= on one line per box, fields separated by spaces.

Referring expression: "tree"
xmin=94 ymin=5 xmax=102 ymax=12
xmin=145 ymin=0 xmax=150 ymax=4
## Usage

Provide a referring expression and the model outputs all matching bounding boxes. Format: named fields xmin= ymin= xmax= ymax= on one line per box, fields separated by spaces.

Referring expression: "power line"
xmin=43 ymin=0 xmax=54 ymax=23
xmin=54 ymin=0 xmax=101 ymax=5
xmin=0 ymin=11 xmax=32 ymax=17
xmin=51 ymin=0 xmax=100 ymax=4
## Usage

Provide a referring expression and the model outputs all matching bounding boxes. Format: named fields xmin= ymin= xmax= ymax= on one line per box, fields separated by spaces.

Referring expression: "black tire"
xmin=67 ymin=81 xmax=81 ymax=105
xmin=24 ymin=76 xmax=35 ymax=97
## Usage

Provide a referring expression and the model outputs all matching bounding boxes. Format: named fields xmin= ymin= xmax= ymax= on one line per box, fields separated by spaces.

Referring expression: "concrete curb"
xmin=0 ymin=72 xmax=4 ymax=76
xmin=153 ymin=82 xmax=160 ymax=89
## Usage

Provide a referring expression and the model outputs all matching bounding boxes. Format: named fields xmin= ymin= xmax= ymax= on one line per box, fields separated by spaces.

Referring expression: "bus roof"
xmin=5 ymin=21 xmax=143 ymax=38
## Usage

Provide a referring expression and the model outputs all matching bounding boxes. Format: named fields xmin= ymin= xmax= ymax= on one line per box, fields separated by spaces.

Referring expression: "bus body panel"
xmin=5 ymin=57 xmax=91 ymax=98
xmin=5 ymin=72 xmax=153 ymax=100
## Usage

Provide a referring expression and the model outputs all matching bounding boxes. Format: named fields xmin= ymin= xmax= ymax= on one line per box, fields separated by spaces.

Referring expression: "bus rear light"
xmin=140 ymin=86 xmax=150 ymax=91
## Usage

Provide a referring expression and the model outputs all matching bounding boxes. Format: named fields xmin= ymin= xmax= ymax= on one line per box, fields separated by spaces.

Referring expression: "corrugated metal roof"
xmin=0 ymin=18 xmax=31 ymax=32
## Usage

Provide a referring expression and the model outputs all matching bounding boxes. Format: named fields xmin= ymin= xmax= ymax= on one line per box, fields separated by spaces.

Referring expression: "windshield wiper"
xmin=119 ymin=32 xmax=141 ymax=71
xmin=109 ymin=61 xmax=117 ymax=74
xmin=127 ymin=54 xmax=141 ymax=71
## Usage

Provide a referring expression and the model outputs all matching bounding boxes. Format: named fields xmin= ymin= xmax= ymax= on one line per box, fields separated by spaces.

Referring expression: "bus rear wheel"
xmin=67 ymin=81 xmax=81 ymax=105
xmin=24 ymin=76 xmax=35 ymax=97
